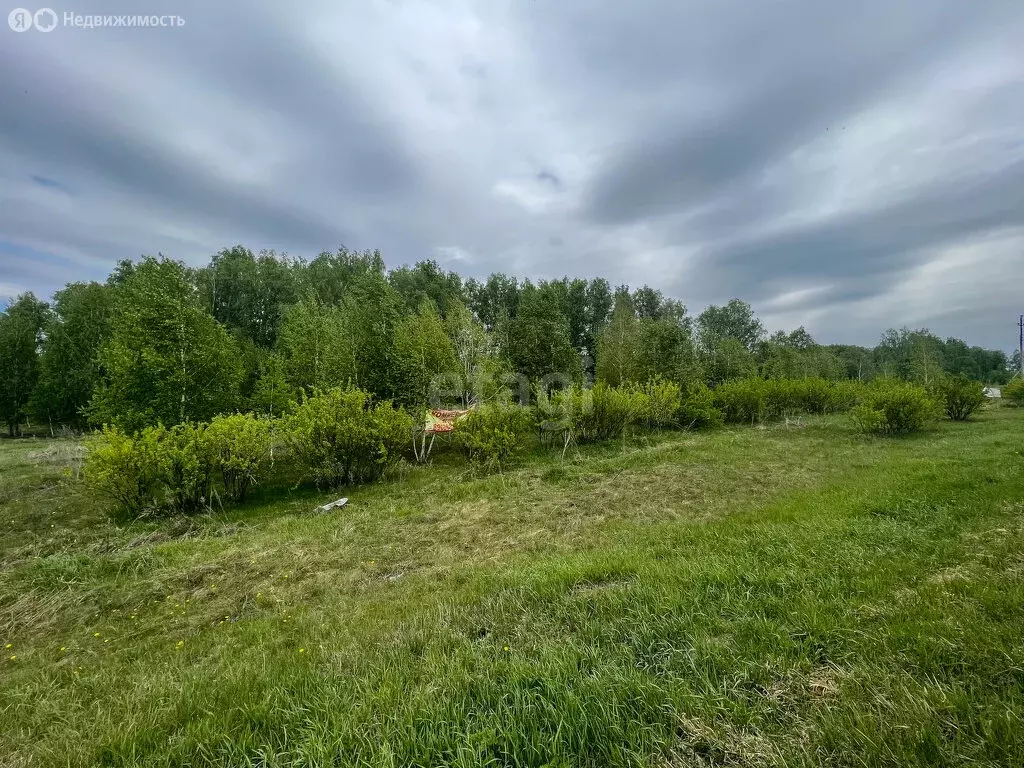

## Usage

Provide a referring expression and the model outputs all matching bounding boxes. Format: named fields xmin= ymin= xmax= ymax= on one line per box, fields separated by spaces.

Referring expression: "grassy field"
xmin=2 ymin=406 xmax=1024 ymax=767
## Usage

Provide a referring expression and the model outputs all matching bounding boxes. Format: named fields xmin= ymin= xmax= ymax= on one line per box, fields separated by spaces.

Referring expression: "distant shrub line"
xmin=84 ymin=373 xmax=989 ymax=518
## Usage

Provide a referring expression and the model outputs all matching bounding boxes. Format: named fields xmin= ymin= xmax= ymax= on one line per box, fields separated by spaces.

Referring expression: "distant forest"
xmin=0 ymin=246 xmax=1017 ymax=436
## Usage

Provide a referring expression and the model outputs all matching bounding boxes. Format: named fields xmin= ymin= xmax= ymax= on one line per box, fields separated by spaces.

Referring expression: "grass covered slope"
xmin=2 ymin=408 xmax=1024 ymax=766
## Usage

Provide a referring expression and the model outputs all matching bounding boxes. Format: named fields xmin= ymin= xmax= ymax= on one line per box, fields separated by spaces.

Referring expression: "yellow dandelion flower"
xmin=93 ymin=632 xmax=100 ymax=637
xmin=503 ymin=646 xmax=510 ymax=652
xmin=103 ymin=639 xmax=109 ymax=643
xmin=4 ymin=644 xmax=11 ymax=649
xmin=176 ymin=640 xmax=184 ymax=648
xmin=9 ymin=655 xmax=15 ymax=661
xmin=60 ymin=646 xmax=66 ymax=651
xmin=299 ymin=648 xmax=305 ymax=654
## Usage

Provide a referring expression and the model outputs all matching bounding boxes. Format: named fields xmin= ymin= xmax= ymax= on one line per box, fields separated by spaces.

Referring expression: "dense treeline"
xmin=0 ymin=244 xmax=1016 ymax=437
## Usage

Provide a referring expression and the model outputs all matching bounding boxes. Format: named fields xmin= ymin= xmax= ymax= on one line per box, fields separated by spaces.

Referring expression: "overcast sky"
xmin=2 ymin=0 xmax=1022 ymax=349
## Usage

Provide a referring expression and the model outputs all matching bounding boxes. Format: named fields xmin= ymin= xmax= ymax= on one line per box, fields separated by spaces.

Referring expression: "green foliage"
xmin=677 ymin=381 xmax=723 ymax=429
xmin=0 ymin=293 xmax=49 ymax=436
xmin=282 ymin=388 xmax=412 ymax=488
xmin=205 ymin=413 xmax=273 ymax=502
xmin=633 ymin=379 xmax=682 ymax=430
xmin=196 ymin=246 xmax=297 ymax=348
xmin=155 ymin=423 xmax=217 ymax=514
xmin=444 ymin=300 xmax=498 ymax=407
xmin=759 ymin=328 xmax=844 ymax=381
xmin=851 ymin=380 xmax=938 ymax=435
xmin=714 ymin=377 xmax=865 ymax=424
xmin=596 ymin=294 xmax=698 ymax=389
xmin=387 ymin=259 xmax=464 ymax=317
xmin=827 ymin=380 xmax=866 ymax=413
xmin=550 ymin=383 xmax=637 ymax=444
xmin=87 ymin=257 xmax=241 ymax=432
xmin=508 ymin=283 xmax=582 ymax=387
xmin=84 ymin=422 xmax=216 ymax=517
xmin=703 ymin=337 xmax=757 ymax=387
xmin=697 ymin=298 xmax=763 ymax=352
xmin=634 ymin=317 xmax=700 ymax=387
xmin=248 ymin=351 xmax=294 ymax=418
xmin=83 ymin=425 xmax=161 ymax=516
xmin=455 ymin=404 xmax=533 ymax=471
xmin=1003 ymin=379 xmax=1024 ymax=406
xmin=789 ymin=378 xmax=834 ymax=414
xmin=31 ymin=282 xmax=113 ymax=430
xmin=933 ymin=375 xmax=986 ymax=421
xmin=276 ymin=295 xmax=356 ymax=393
xmin=392 ymin=299 xmax=459 ymax=407
xmin=713 ymin=377 xmax=771 ymax=424
xmin=595 ymin=293 xmax=639 ymax=387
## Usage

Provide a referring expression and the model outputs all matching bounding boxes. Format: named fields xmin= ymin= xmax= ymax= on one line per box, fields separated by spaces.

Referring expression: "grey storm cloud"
xmin=1 ymin=0 xmax=1022 ymax=349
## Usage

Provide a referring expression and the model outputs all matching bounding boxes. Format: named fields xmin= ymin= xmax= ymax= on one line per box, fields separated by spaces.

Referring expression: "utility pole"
xmin=1019 ymin=314 xmax=1024 ymax=378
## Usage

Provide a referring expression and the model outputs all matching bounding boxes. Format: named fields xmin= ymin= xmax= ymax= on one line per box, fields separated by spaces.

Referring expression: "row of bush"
xmin=85 ymin=375 xmax=993 ymax=517
xmin=85 ymin=390 xmax=413 ymax=517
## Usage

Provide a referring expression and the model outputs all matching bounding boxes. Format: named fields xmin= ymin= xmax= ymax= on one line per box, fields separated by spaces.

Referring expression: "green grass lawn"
xmin=2 ymin=407 xmax=1024 ymax=766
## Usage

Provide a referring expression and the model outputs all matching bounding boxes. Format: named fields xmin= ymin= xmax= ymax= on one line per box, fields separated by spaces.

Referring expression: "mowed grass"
xmin=2 ymin=407 xmax=1024 ymax=767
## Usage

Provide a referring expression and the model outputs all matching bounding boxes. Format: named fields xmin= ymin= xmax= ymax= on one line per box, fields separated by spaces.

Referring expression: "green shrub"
xmin=551 ymin=383 xmax=637 ymax=443
xmin=827 ymin=380 xmax=866 ymax=413
xmin=456 ymin=404 xmax=533 ymax=471
xmin=634 ymin=379 xmax=682 ymax=430
xmin=713 ymin=377 xmax=769 ymax=424
xmin=933 ymin=376 xmax=986 ymax=421
xmin=851 ymin=381 xmax=938 ymax=435
xmin=84 ymin=423 xmax=216 ymax=517
xmin=206 ymin=413 xmax=273 ymax=502
xmin=1004 ymin=379 xmax=1024 ymax=406
xmin=715 ymin=377 xmax=868 ymax=423
xmin=84 ymin=425 xmax=161 ymax=516
xmin=283 ymin=388 xmax=412 ymax=488
xmin=791 ymin=378 xmax=833 ymax=414
xmin=155 ymin=422 xmax=217 ymax=514
xmin=677 ymin=381 xmax=723 ymax=429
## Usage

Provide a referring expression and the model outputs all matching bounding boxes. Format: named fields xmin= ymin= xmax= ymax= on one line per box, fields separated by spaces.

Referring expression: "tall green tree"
xmin=697 ymin=298 xmax=764 ymax=352
xmin=276 ymin=294 xmax=356 ymax=394
xmin=248 ymin=351 xmax=294 ymax=418
xmin=197 ymin=246 xmax=298 ymax=348
xmin=298 ymin=248 xmax=386 ymax=306
xmin=88 ymin=257 xmax=241 ymax=431
xmin=827 ymin=344 xmax=877 ymax=381
xmin=635 ymin=317 xmax=701 ymax=385
xmin=465 ymin=273 xmax=520 ymax=330
xmin=508 ymin=283 xmax=581 ymax=388
xmin=342 ymin=268 xmax=404 ymax=399
xmin=584 ymin=278 xmax=614 ymax=355
xmin=444 ymin=300 xmax=490 ymax=406
xmin=874 ymin=328 xmax=945 ymax=384
xmin=704 ymin=338 xmax=757 ymax=386
xmin=388 ymin=260 xmax=464 ymax=317
xmin=31 ymin=282 xmax=113 ymax=430
xmin=596 ymin=293 xmax=640 ymax=387
xmin=0 ymin=293 xmax=49 ymax=436
xmin=759 ymin=328 xmax=843 ymax=380
xmin=393 ymin=299 xmax=459 ymax=407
